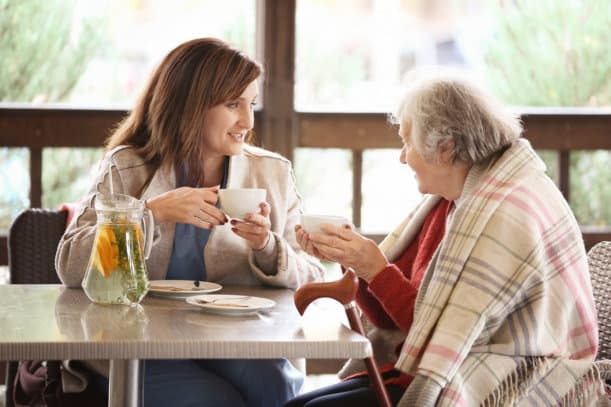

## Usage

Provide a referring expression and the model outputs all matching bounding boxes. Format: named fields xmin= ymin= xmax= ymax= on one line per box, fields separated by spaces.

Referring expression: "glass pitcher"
xmin=82 ymin=193 xmax=154 ymax=305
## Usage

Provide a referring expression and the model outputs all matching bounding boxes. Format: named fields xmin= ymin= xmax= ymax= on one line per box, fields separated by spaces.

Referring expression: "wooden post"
xmin=558 ymin=151 xmax=570 ymax=202
xmin=352 ymin=150 xmax=363 ymax=229
xmin=257 ymin=0 xmax=297 ymax=162
xmin=30 ymin=147 xmax=42 ymax=208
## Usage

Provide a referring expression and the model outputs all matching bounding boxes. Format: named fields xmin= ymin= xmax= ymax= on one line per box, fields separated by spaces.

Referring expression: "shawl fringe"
xmin=481 ymin=356 xmax=545 ymax=407
xmin=557 ymin=363 xmax=605 ymax=407
xmin=480 ymin=357 xmax=604 ymax=407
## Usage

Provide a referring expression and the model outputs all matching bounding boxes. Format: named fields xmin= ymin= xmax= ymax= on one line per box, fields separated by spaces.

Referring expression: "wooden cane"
xmin=294 ymin=269 xmax=393 ymax=407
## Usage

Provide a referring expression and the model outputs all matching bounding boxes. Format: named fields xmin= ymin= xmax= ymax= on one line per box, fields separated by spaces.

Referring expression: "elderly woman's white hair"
xmin=393 ymin=68 xmax=523 ymax=165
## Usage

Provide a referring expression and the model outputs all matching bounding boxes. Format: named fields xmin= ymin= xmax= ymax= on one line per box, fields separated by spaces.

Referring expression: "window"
xmin=1 ymin=0 xmax=609 ymax=244
xmin=0 ymin=0 xmax=257 ymax=230
xmin=362 ymin=149 xmax=420 ymax=233
xmin=42 ymin=148 xmax=102 ymax=208
xmin=2 ymin=0 xmax=257 ymax=107
xmin=295 ymin=0 xmax=611 ymax=229
xmin=294 ymin=148 xmax=353 ymax=218
xmin=295 ymin=0 xmax=611 ymax=111
xmin=0 ymin=149 xmax=29 ymax=230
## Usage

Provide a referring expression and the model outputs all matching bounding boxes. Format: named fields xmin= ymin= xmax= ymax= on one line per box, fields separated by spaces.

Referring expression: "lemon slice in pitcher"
xmin=93 ymin=226 xmax=118 ymax=277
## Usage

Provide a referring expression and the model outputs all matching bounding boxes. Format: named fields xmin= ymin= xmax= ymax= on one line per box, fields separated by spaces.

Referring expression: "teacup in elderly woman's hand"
xmin=296 ymin=214 xmax=388 ymax=281
xmin=300 ymin=214 xmax=350 ymax=234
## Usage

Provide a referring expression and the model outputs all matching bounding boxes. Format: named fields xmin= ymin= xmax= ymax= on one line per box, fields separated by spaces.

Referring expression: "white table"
xmin=0 ymin=284 xmax=371 ymax=407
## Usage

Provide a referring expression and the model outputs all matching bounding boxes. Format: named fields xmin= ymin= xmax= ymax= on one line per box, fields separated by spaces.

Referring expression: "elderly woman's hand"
xmin=145 ymin=186 xmax=227 ymax=229
xmin=230 ymin=202 xmax=272 ymax=250
xmin=295 ymin=224 xmax=327 ymax=260
xmin=306 ymin=224 xmax=389 ymax=281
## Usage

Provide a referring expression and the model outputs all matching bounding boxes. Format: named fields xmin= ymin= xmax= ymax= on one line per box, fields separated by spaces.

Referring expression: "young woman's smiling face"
xmin=201 ymin=80 xmax=258 ymax=158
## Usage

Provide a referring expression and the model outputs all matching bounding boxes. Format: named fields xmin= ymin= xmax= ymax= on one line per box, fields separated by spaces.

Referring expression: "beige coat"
xmin=55 ymin=144 xmax=324 ymax=289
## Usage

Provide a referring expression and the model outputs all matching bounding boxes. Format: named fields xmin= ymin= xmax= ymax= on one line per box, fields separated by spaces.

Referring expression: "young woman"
xmin=56 ymin=37 xmax=324 ymax=407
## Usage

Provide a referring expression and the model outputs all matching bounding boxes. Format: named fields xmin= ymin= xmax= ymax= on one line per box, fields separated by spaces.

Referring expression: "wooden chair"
xmin=294 ymin=269 xmax=392 ymax=407
xmin=4 ymin=208 xmax=66 ymax=407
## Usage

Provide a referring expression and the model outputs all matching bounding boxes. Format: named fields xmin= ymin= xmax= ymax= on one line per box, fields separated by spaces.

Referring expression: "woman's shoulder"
xmin=242 ymin=144 xmax=291 ymax=167
xmin=104 ymin=145 xmax=149 ymax=170
xmin=235 ymin=145 xmax=295 ymax=187
xmin=101 ymin=145 xmax=158 ymax=195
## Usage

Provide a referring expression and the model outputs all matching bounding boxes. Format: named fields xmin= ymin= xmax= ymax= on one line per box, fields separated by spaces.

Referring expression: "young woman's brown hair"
xmin=106 ymin=38 xmax=262 ymax=185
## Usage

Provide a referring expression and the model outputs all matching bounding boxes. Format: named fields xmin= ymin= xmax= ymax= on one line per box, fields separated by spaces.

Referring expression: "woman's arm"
xmin=364 ymin=199 xmax=450 ymax=332
xmin=145 ymin=186 xmax=226 ymax=228
xmin=55 ymin=147 xmax=166 ymax=286
xmin=247 ymin=160 xmax=325 ymax=288
xmin=355 ymin=277 xmax=397 ymax=329
xmin=55 ymin=152 xmax=124 ymax=287
xmin=364 ymin=265 xmax=420 ymax=333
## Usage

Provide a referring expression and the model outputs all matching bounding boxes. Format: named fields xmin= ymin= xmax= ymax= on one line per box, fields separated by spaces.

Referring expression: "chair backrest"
xmin=588 ymin=241 xmax=611 ymax=360
xmin=4 ymin=209 xmax=68 ymax=406
xmin=7 ymin=208 xmax=67 ymax=284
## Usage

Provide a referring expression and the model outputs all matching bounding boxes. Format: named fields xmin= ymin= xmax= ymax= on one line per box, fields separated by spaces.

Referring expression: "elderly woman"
xmin=289 ymin=69 xmax=602 ymax=406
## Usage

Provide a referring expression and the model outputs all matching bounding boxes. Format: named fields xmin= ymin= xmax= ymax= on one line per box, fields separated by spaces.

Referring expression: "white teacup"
xmin=218 ymin=188 xmax=267 ymax=219
xmin=300 ymin=214 xmax=351 ymax=234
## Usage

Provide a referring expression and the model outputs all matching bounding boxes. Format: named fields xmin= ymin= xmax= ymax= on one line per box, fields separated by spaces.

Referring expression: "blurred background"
xmin=1 ymin=0 xmax=610 ymax=259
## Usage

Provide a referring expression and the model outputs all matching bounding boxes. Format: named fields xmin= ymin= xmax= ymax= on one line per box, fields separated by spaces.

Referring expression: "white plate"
xmin=148 ymin=280 xmax=222 ymax=299
xmin=186 ymin=294 xmax=276 ymax=316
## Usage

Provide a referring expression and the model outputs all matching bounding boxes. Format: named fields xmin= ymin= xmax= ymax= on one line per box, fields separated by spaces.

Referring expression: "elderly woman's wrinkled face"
xmin=399 ymin=121 xmax=458 ymax=198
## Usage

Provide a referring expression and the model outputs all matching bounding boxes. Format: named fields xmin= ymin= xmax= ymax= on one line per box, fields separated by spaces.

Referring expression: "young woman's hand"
xmin=306 ymin=224 xmax=389 ymax=281
xmin=230 ymin=202 xmax=272 ymax=250
xmin=145 ymin=186 xmax=228 ymax=229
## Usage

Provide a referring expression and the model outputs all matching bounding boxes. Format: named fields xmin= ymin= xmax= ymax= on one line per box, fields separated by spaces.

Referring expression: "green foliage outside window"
xmin=484 ymin=0 xmax=611 ymax=226
xmin=0 ymin=0 xmax=106 ymax=229
xmin=41 ymin=148 xmax=102 ymax=209
xmin=485 ymin=0 xmax=611 ymax=106
xmin=0 ymin=0 xmax=105 ymax=102
xmin=0 ymin=0 xmax=257 ymax=230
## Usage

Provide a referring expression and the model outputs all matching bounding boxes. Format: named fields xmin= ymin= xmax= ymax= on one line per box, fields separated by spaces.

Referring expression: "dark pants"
xmin=92 ymin=358 xmax=302 ymax=407
xmin=285 ymin=375 xmax=404 ymax=407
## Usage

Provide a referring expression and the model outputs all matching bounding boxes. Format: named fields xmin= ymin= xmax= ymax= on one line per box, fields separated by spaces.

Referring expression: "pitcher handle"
xmin=142 ymin=208 xmax=155 ymax=259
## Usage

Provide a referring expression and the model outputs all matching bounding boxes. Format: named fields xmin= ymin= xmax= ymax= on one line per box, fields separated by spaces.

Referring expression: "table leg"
xmin=108 ymin=359 xmax=144 ymax=407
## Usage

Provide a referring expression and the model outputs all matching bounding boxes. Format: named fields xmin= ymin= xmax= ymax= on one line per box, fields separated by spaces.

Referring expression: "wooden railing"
xmin=1 ymin=106 xmax=611 ymax=266
xmin=4 ymin=0 xmax=608 ymax=266
xmin=297 ymin=109 xmax=611 ymax=250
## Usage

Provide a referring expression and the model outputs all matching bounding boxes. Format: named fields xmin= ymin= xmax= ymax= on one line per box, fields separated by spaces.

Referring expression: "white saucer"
xmin=186 ymin=294 xmax=276 ymax=316
xmin=148 ymin=280 xmax=222 ymax=299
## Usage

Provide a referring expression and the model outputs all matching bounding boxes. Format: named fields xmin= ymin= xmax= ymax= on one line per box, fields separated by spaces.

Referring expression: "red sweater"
xmin=349 ymin=198 xmax=451 ymax=387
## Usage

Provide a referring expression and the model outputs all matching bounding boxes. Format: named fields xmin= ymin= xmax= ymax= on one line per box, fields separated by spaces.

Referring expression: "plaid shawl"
xmin=395 ymin=139 xmax=603 ymax=406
